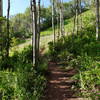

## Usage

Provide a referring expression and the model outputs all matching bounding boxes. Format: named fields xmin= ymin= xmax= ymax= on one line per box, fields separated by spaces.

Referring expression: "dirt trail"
xmin=43 ymin=62 xmax=86 ymax=100
xmin=11 ymin=34 xmax=53 ymax=51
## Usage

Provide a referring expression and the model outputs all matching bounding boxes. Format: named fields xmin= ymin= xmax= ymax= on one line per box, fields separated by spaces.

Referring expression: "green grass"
xmin=64 ymin=10 xmax=95 ymax=33
xmin=41 ymin=27 xmax=53 ymax=36
xmin=10 ymin=9 xmax=95 ymax=55
xmin=40 ymin=9 xmax=95 ymax=36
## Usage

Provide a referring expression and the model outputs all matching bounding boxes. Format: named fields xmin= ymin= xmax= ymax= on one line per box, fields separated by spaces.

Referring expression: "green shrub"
xmin=48 ymin=22 xmax=100 ymax=99
xmin=0 ymin=68 xmax=46 ymax=100
xmin=0 ymin=45 xmax=47 ymax=100
xmin=72 ymin=55 xmax=100 ymax=99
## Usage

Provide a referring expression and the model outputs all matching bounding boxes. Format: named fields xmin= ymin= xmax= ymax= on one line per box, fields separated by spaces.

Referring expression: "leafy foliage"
xmin=0 ymin=46 xmax=47 ymax=100
xmin=48 ymin=21 xmax=100 ymax=99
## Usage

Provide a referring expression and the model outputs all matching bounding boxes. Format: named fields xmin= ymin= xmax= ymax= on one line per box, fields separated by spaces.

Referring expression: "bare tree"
xmin=95 ymin=0 xmax=100 ymax=40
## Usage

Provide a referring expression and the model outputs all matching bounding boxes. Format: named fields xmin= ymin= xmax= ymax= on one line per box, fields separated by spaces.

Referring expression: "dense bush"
xmin=48 ymin=25 xmax=99 ymax=60
xmin=0 ymin=69 xmax=46 ymax=100
xmin=0 ymin=46 xmax=47 ymax=100
xmin=72 ymin=55 xmax=100 ymax=99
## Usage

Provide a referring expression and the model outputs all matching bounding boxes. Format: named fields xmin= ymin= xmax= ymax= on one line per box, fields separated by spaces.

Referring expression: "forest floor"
xmin=43 ymin=62 xmax=88 ymax=100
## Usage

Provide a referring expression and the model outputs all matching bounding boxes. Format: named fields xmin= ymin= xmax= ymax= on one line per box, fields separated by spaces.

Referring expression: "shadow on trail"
xmin=43 ymin=62 xmax=81 ymax=100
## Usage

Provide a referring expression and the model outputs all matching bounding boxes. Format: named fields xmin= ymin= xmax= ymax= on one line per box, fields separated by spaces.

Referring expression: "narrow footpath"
xmin=43 ymin=62 xmax=86 ymax=100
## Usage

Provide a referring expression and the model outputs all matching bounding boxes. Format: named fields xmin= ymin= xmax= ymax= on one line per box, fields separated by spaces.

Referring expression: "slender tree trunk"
xmin=30 ymin=0 xmax=33 ymax=46
xmin=61 ymin=0 xmax=65 ymax=36
xmin=75 ymin=0 xmax=79 ymax=35
xmin=59 ymin=0 xmax=63 ymax=37
xmin=79 ymin=0 xmax=82 ymax=29
xmin=96 ymin=0 xmax=100 ymax=40
xmin=32 ymin=0 xmax=38 ymax=66
xmin=0 ymin=0 xmax=3 ymax=60
xmin=0 ymin=0 xmax=3 ymax=34
xmin=59 ymin=0 xmax=65 ymax=37
xmin=52 ymin=0 xmax=56 ymax=43
xmin=6 ymin=0 xmax=10 ymax=58
xmin=37 ymin=0 xmax=41 ymax=58
xmin=72 ymin=1 xmax=76 ymax=36
xmin=55 ymin=0 xmax=60 ymax=39
xmin=60 ymin=7 xmax=62 ymax=36
xmin=73 ymin=15 xmax=76 ymax=36
xmin=0 ymin=0 xmax=3 ymax=16
xmin=57 ymin=10 xmax=60 ymax=39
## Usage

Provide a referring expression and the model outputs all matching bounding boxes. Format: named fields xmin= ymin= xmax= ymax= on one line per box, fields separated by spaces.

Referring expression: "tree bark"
xmin=6 ymin=0 xmax=10 ymax=58
xmin=31 ymin=0 xmax=38 ymax=66
xmin=59 ymin=0 xmax=65 ymax=37
xmin=30 ymin=0 xmax=33 ymax=46
xmin=0 ymin=0 xmax=3 ymax=16
xmin=37 ymin=0 xmax=41 ymax=58
xmin=79 ymin=0 xmax=82 ymax=29
xmin=75 ymin=0 xmax=79 ymax=35
xmin=60 ymin=6 xmax=62 ymax=36
xmin=96 ymin=0 xmax=100 ymax=40
xmin=61 ymin=0 xmax=65 ymax=36
xmin=57 ymin=9 xmax=60 ymax=39
xmin=52 ymin=0 xmax=56 ymax=43
xmin=0 ymin=0 xmax=3 ymax=59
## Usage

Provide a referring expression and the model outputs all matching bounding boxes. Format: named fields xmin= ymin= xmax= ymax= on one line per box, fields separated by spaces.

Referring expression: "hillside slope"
xmin=12 ymin=9 xmax=95 ymax=53
xmin=41 ymin=9 xmax=95 ymax=36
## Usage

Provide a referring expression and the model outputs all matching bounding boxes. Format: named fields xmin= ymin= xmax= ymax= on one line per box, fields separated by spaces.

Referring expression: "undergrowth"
xmin=48 ymin=25 xmax=100 ymax=99
xmin=0 ymin=45 xmax=47 ymax=100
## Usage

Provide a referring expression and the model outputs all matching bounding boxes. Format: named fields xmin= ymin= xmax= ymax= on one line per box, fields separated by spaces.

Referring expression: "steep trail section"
xmin=43 ymin=62 xmax=85 ymax=100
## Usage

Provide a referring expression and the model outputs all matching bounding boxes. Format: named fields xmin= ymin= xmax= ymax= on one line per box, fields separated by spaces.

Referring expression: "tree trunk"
xmin=79 ymin=0 xmax=82 ymax=29
xmin=75 ymin=0 xmax=79 ymax=35
xmin=96 ymin=0 xmax=100 ymax=40
xmin=0 ymin=0 xmax=3 ymax=34
xmin=59 ymin=0 xmax=65 ymax=37
xmin=37 ymin=0 xmax=41 ymax=58
xmin=0 ymin=0 xmax=3 ymax=60
xmin=52 ymin=0 xmax=56 ymax=43
xmin=60 ymin=6 xmax=62 ymax=37
xmin=6 ymin=0 xmax=10 ymax=58
xmin=73 ymin=15 xmax=76 ymax=36
xmin=30 ymin=0 xmax=33 ymax=46
xmin=57 ymin=9 xmax=60 ymax=39
xmin=31 ymin=0 xmax=38 ymax=66
xmin=0 ymin=0 xmax=3 ymax=16
xmin=61 ymin=0 xmax=65 ymax=36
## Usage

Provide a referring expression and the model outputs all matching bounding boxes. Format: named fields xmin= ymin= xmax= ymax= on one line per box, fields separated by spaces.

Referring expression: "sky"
xmin=3 ymin=0 xmax=70 ymax=16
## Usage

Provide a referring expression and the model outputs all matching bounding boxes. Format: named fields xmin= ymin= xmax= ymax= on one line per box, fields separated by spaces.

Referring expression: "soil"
xmin=43 ymin=62 xmax=85 ymax=100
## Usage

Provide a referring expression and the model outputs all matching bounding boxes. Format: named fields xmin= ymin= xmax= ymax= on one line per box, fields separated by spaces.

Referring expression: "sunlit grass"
xmin=10 ymin=9 xmax=95 ymax=56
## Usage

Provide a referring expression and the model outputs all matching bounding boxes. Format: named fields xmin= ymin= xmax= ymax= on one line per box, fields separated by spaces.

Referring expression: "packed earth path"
xmin=12 ymin=34 xmax=53 ymax=51
xmin=43 ymin=62 xmax=88 ymax=100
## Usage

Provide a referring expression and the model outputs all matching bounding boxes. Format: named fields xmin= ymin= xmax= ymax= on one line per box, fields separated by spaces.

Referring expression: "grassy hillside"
xmin=41 ymin=9 xmax=95 ymax=36
xmin=11 ymin=9 xmax=96 ymax=54
xmin=47 ymin=9 xmax=100 ymax=99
